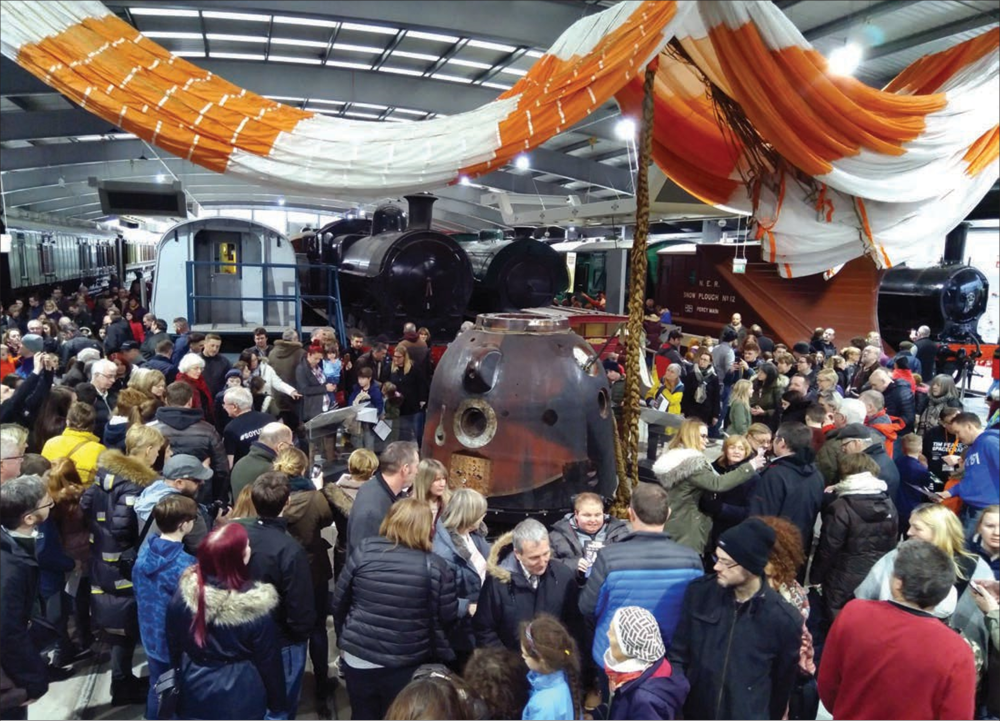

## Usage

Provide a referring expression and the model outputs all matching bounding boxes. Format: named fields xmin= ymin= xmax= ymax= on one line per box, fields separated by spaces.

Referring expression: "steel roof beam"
xmin=866 ymin=10 xmax=1000 ymax=60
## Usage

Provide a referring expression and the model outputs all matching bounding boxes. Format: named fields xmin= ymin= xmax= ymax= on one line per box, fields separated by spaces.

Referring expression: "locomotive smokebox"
xmin=423 ymin=311 xmax=618 ymax=517
xmin=404 ymin=193 xmax=437 ymax=231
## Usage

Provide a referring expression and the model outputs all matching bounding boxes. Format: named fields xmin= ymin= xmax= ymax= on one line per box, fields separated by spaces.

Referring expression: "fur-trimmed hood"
xmin=832 ymin=472 xmax=887 ymax=497
xmin=323 ymin=481 xmax=359 ymax=516
xmin=178 ymin=570 xmax=279 ymax=626
xmin=95 ymin=449 xmax=159 ymax=489
xmin=652 ymin=447 xmax=711 ymax=488
xmin=485 ymin=531 xmax=518 ymax=584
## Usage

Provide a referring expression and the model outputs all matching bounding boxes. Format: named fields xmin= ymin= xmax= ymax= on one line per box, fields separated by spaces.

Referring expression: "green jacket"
xmin=230 ymin=443 xmax=276 ymax=500
xmin=653 ymin=447 xmax=756 ymax=554
xmin=726 ymin=402 xmax=751 ymax=436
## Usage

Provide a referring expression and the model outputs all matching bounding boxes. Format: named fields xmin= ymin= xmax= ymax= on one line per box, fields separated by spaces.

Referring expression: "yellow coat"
xmin=41 ymin=428 xmax=106 ymax=486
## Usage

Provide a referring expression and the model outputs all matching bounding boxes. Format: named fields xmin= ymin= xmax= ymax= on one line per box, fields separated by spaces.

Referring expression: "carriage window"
xmin=217 ymin=242 xmax=238 ymax=275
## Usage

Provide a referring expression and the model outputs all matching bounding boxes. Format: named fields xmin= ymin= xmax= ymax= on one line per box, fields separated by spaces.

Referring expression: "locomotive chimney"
xmin=404 ymin=193 xmax=437 ymax=231
xmin=943 ymin=222 xmax=969 ymax=266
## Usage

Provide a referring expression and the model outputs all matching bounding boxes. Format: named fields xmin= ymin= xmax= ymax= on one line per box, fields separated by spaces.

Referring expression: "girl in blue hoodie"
xmin=133 ymin=494 xmax=198 ymax=720
xmin=519 ymin=614 xmax=581 ymax=720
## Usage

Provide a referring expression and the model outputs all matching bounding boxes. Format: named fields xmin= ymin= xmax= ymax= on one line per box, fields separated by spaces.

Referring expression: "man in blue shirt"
xmin=938 ymin=412 xmax=999 ymax=536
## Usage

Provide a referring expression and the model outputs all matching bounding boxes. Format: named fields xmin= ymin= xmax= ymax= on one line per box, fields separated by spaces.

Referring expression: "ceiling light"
xmin=206 ymin=33 xmax=268 ymax=43
xmin=129 ymin=7 xmax=198 ymax=17
xmin=524 ymin=50 xmax=545 ymax=59
xmin=209 ymin=52 xmax=267 ymax=61
xmin=447 ymin=58 xmax=493 ymax=70
xmin=615 ymin=117 xmax=637 ymax=139
xmin=391 ymin=50 xmax=440 ymax=62
xmin=481 ymin=81 xmax=513 ymax=91
xmin=568 ymin=226 xmax=575 ymax=232
xmin=498 ymin=67 xmax=528 ymax=77
xmin=142 ymin=31 xmax=204 ymax=40
xmin=432 ymin=73 xmax=473 ymax=84
xmin=393 ymin=107 xmax=429 ymax=116
xmin=459 ymin=175 xmax=471 ymax=186
xmin=327 ymin=60 xmax=372 ymax=70
xmin=156 ymin=173 xmax=166 ymax=182
xmin=202 ymin=10 xmax=270 ymax=22
xmin=278 ymin=197 xmax=286 ymax=206
xmin=467 ymin=39 xmax=516 ymax=53
xmin=340 ymin=22 xmax=398 ymax=35
xmin=272 ymin=15 xmax=338 ymax=28
xmin=343 ymin=111 xmax=382 ymax=119
xmin=351 ymin=102 xmax=389 ymax=110
xmin=173 ymin=51 xmax=206 ymax=58
xmin=514 ymin=154 xmax=530 ymax=170
xmin=407 ymin=30 xmax=460 ymax=43
xmin=332 ymin=43 xmax=384 ymax=54
xmin=270 ymin=38 xmax=328 ymax=48
xmin=379 ymin=67 xmax=423 ymax=77
xmin=307 ymin=98 xmax=344 ymax=106
xmin=266 ymin=95 xmax=307 ymax=103
xmin=828 ymin=42 xmax=863 ymax=76
xmin=270 ymin=56 xmax=323 ymax=65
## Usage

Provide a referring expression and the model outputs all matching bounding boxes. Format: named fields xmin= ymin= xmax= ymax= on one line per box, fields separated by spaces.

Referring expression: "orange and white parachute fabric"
xmin=1 ymin=0 xmax=997 ymax=277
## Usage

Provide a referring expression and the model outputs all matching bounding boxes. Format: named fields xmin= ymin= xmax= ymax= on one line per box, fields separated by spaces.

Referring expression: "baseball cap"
xmin=162 ymin=454 xmax=214 ymax=482
xmin=120 ymin=340 xmax=139 ymax=352
xmin=834 ymin=423 xmax=872 ymax=441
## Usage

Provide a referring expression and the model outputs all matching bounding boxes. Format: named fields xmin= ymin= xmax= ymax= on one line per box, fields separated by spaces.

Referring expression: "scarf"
xmin=693 ymin=366 xmax=713 ymax=404
xmin=832 ymin=472 xmax=887 ymax=497
xmin=603 ymin=648 xmax=655 ymax=692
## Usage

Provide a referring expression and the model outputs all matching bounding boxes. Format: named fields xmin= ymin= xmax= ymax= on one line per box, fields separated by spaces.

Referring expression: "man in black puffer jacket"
xmin=148 ymin=382 xmax=229 ymax=504
xmin=870 ymin=369 xmax=915 ymax=436
xmin=474 ymin=519 xmax=582 ymax=651
xmin=811 ymin=454 xmax=898 ymax=620
xmin=748 ymin=422 xmax=825 ymax=556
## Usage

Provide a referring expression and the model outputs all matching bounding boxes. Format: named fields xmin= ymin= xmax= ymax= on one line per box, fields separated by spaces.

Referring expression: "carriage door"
xmin=194 ymin=230 xmax=243 ymax=326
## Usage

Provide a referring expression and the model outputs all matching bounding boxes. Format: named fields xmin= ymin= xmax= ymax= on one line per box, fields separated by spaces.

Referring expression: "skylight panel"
xmin=142 ymin=31 xmax=204 ymax=40
xmin=270 ymin=38 xmax=329 ymax=48
xmin=447 ymin=58 xmax=492 ymax=70
xmin=379 ymin=66 xmax=423 ymax=76
xmin=206 ymin=33 xmax=268 ymax=43
xmin=202 ymin=11 xmax=270 ymax=22
xmin=332 ymin=43 xmax=384 ymax=54
xmin=408 ymin=30 xmax=460 ymax=43
xmin=209 ymin=52 xmax=267 ymax=61
xmin=129 ymin=7 xmax=198 ymax=17
xmin=432 ymin=73 xmax=473 ymax=84
xmin=391 ymin=50 xmax=440 ymax=62
xmin=273 ymin=15 xmax=338 ymax=29
xmin=499 ymin=67 xmax=528 ymax=76
xmin=327 ymin=60 xmax=372 ymax=70
xmin=467 ymin=39 xmax=516 ymax=53
xmin=270 ymin=56 xmax=323 ymax=65
xmin=340 ymin=22 xmax=398 ymax=35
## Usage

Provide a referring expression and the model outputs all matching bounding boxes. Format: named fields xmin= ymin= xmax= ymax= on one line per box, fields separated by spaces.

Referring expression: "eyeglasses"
xmin=2 ymin=455 xmax=25 ymax=463
xmin=24 ymin=500 xmax=55 ymax=517
xmin=712 ymin=553 xmax=739 ymax=569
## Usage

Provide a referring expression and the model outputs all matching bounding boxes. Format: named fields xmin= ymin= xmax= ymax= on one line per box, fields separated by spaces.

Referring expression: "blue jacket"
xmin=895 ymin=455 xmax=934 ymax=521
xmin=348 ymin=382 xmax=384 ymax=416
xmin=579 ymin=532 xmax=702 ymax=667
xmin=35 ymin=517 xmax=74 ymax=600
xmin=166 ymin=573 xmax=287 ymax=719
xmin=523 ymin=669 xmax=575 ymax=721
xmin=949 ymin=429 xmax=999 ymax=509
xmin=133 ymin=536 xmax=195 ymax=663
xmin=608 ymin=658 xmax=690 ymax=720
xmin=146 ymin=354 xmax=178 ymax=383
xmin=431 ymin=520 xmax=490 ymax=652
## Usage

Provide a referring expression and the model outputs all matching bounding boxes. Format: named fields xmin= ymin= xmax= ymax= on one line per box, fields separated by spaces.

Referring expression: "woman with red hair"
xmin=165 ymin=522 xmax=287 ymax=719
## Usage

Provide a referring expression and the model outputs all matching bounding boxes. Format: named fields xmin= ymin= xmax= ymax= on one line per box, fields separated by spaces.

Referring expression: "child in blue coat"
xmin=519 ymin=614 xmax=581 ymax=720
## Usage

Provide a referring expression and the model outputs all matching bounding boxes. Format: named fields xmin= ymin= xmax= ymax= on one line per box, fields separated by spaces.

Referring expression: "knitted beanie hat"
xmin=611 ymin=606 xmax=665 ymax=664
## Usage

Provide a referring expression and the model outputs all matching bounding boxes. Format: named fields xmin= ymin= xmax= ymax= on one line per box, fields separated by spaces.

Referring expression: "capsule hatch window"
xmin=217 ymin=241 xmax=239 ymax=275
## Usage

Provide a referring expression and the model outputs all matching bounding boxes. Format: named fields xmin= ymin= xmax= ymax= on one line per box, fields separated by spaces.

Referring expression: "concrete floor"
xmin=30 ymin=623 xmax=350 ymax=721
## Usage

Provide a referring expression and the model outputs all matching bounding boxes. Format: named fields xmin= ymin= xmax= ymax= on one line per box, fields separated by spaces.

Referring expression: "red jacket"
xmin=818 ymin=599 xmax=975 ymax=720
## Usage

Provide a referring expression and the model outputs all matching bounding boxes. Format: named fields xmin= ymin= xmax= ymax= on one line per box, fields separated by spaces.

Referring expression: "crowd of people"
xmin=2 ymin=286 xmax=999 ymax=721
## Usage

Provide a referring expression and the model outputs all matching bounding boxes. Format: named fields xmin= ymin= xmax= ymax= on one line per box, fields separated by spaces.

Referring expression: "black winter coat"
xmin=0 ymin=530 xmax=48 ymax=704
xmin=863 ymin=443 xmax=900 ymax=505
xmin=166 ymin=573 xmax=287 ymax=719
xmin=240 ymin=517 xmax=316 ymax=647
xmin=150 ymin=406 xmax=229 ymax=504
xmin=332 ymin=536 xmax=458 ymax=667
xmin=811 ymin=477 xmax=898 ymax=616
xmin=431 ymin=521 xmax=491 ymax=654
xmin=0 ymin=368 xmax=51 ymax=429
xmin=200 ymin=353 xmax=232 ymax=398
xmin=881 ymin=378 xmax=915 ymax=434
xmin=103 ymin=318 xmax=134 ymax=356
xmin=345 ymin=473 xmax=402 ymax=558
xmin=390 ymin=365 xmax=428 ymax=416
xmin=473 ymin=532 xmax=582 ymax=651
xmin=548 ymin=513 xmax=631 ymax=570
xmin=681 ymin=367 xmax=721 ymax=424
xmin=748 ymin=455 xmax=824 ymax=555
xmin=80 ymin=450 xmax=159 ymax=636
xmin=668 ymin=575 xmax=802 ymax=720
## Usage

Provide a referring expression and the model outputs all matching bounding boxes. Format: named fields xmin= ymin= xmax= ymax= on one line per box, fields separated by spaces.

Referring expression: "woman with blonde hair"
xmin=412 ymin=458 xmax=450 ymax=522
xmin=390 ymin=345 xmax=428 ymax=444
xmin=129 ymin=367 xmax=167 ymax=403
xmin=332 ymin=497 xmax=459 ymax=719
xmin=856 ymin=502 xmax=992 ymax=658
xmin=325 ymin=448 xmax=378 ymax=577
xmin=653 ymin=419 xmax=766 ymax=553
xmin=726 ymin=378 xmax=753 ymax=435
xmin=102 ymin=387 xmax=154 ymax=450
xmin=432 ymin=488 xmax=490 ymax=668
xmin=230 ymin=484 xmax=257 ymax=520
xmin=702 ymin=434 xmax=759 ymax=558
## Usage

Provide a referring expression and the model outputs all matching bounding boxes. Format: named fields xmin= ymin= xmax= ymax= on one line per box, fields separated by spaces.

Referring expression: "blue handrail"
xmin=184 ymin=260 xmax=345 ymax=341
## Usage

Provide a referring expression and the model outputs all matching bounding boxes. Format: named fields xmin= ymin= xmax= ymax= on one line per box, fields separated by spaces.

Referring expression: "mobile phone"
xmin=970 ymin=581 xmax=984 ymax=596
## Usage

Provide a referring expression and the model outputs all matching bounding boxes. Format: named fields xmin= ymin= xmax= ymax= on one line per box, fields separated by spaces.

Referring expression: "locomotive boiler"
xmin=877 ymin=265 xmax=989 ymax=347
xmin=328 ymin=194 xmax=473 ymax=340
xmin=463 ymin=233 xmax=570 ymax=313
xmin=423 ymin=311 xmax=618 ymax=517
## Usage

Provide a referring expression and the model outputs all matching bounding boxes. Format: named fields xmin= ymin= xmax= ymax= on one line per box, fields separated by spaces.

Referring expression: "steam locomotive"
xmin=292 ymin=194 xmax=571 ymax=339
